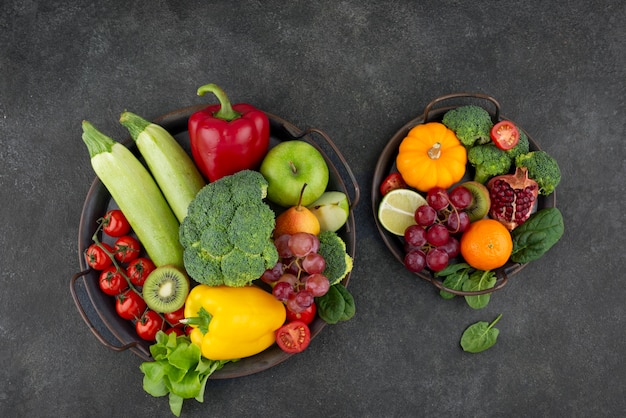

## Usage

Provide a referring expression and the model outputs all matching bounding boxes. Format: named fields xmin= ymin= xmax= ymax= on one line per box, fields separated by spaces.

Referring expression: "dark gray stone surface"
xmin=2 ymin=1 xmax=624 ymax=417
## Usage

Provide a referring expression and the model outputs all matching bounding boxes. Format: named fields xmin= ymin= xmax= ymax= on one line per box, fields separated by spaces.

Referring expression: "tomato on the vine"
xmin=115 ymin=289 xmax=146 ymax=320
xmin=490 ymin=121 xmax=520 ymax=150
xmin=275 ymin=320 xmax=311 ymax=353
xmin=380 ymin=172 xmax=408 ymax=196
xmin=163 ymin=306 xmax=185 ymax=328
xmin=127 ymin=257 xmax=156 ymax=286
xmin=136 ymin=310 xmax=165 ymax=341
xmin=85 ymin=243 xmax=114 ymax=270
xmin=164 ymin=327 xmax=185 ymax=337
xmin=102 ymin=209 xmax=131 ymax=237
xmin=286 ymin=303 xmax=316 ymax=325
xmin=113 ymin=235 xmax=141 ymax=263
xmin=98 ymin=266 xmax=129 ymax=296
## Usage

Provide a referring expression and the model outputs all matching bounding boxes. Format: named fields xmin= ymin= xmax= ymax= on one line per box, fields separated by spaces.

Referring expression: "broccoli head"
xmin=442 ymin=105 xmax=494 ymax=147
xmin=515 ymin=151 xmax=561 ymax=195
xmin=180 ymin=170 xmax=278 ymax=287
xmin=318 ymin=231 xmax=353 ymax=285
xmin=467 ymin=143 xmax=512 ymax=184
xmin=504 ymin=126 xmax=530 ymax=160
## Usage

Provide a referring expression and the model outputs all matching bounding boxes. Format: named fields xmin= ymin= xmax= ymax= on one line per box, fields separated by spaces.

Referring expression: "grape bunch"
xmin=261 ymin=232 xmax=331 ymax=314
xmin=404 ymin=186 xmax=472 ymax=273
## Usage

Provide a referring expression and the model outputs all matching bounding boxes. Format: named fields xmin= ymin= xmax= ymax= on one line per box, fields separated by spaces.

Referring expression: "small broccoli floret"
xmin=442 ymin=105 xmax=494 ymax=147
xmin=318 ymin=231 xmax=353 ymax=285
xmin=467 ymin=143 xmax=512 ymax=184
xmin=180 ymin=170 xmax=277 ymax=287
xmin=504 ymin=126 xmax=530 ymax=160
xmin=515 ymin=151 xmax=561 ymax=195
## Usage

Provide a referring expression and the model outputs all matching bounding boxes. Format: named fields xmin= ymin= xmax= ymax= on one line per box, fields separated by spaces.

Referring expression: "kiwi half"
xmin=142 ymin=265 xmax=190 ymax=313
xmin=461 ymin=181 xmax=491 ymax=222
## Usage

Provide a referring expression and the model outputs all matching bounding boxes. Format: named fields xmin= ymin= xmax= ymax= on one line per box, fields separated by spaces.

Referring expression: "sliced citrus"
xmin=377 ymin=188 xmax=427 ymax=235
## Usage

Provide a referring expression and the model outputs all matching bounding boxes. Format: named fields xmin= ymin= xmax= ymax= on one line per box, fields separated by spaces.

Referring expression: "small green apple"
xmin=307 ymin=191 xmax=350 ymax=232
xmin=260 ymin=140 xmax=329 ymax=207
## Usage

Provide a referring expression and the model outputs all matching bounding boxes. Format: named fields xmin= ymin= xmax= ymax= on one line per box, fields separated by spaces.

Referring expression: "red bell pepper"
xmin=188 ymin=84 xmax=270 ymax=182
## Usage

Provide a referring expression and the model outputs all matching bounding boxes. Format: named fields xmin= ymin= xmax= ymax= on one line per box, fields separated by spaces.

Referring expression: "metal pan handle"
xmin=422 ymin=93 xmax=501 ymax=123
xmin=299 ymin=127 xmax=361 ymax=212
xmin=426 ymin=269 xmax=509 ymax=296
xmin=70 ymin=269 xmax=139 ymax=353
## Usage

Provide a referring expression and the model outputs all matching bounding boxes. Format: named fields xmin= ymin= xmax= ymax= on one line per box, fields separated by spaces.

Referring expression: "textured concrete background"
xmin=2 ymin=1 xmax=625 ymax=417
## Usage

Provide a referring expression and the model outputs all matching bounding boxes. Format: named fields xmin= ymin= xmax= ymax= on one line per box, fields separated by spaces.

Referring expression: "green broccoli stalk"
xmin=515 ymin=151 xmax=561 ymax=195
xmin=442 ymin=105 xmax=494 ymax=148
xmin=179 ymin=170 xmax=278 ymax=287
xmin=317 ymin=231 xmax=353 ymax=285
xmin=504 ymin=126 xmax=530 ymax=160
xmin=467 ymin=143 xmax=512 ymax=184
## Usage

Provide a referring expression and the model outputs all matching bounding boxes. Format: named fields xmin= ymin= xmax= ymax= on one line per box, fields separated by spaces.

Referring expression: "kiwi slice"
xmin=142 ymin=265 xmax=190 ymax=313
xmin=461 ymin=181 xmax=491 ymax=222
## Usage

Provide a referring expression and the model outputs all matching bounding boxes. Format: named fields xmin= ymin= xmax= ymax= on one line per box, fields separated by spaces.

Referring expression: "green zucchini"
xmin=82 ymin=121 xmax=184 ymax=268
xmin=119 ymin=111 xmax=205 ymax=222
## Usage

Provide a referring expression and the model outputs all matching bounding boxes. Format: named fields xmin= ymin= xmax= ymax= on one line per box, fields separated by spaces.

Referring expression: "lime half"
xmin=377 ymin=189 xmax=428 ymax=236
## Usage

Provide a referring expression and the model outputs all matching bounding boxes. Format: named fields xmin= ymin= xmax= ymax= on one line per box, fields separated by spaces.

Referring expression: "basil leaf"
xmin=511 ymin=207 xmax=564 ymax=263
xmin=463 ymin=270 xmax=496 ymax=309
xmin=316 ymin=285 xmax=345 ymax=324
xmin=460 ymin=314 xmax=503 ymax=353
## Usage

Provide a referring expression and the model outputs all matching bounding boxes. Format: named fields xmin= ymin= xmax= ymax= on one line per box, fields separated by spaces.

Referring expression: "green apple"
xmin=259 ymin=140 xmax=329 ymax=207
xmin=307 ymin=191 xmax=350 ymax=232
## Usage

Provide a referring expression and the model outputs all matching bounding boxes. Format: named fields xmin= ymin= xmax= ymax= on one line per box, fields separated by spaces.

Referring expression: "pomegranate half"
xmin=487 ymin=167 xmax=539 ymax=230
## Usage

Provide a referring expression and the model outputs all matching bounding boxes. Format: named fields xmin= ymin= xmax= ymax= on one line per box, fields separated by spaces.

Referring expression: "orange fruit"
xmin=460 ymin=219 xmax=513 ymax=271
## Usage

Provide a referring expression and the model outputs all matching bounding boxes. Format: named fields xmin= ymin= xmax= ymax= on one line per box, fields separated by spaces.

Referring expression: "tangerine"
xmin=460 ymin=219 xmax=513 ymax=271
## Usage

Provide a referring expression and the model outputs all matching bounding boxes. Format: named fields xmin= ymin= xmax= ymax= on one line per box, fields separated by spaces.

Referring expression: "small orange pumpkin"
xmin=396 ymin=122 xmax=467 ymax=192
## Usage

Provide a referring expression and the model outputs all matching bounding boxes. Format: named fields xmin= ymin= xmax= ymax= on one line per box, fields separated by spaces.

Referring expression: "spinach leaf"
xmin=510 ymin=207 xmax=564 ymax=263
xmin=335 ymin=283 xmax=356 ymax=321
xmin=316 ymin=283 xmax=356 ymax=324
xmin=462 ymin=270 xmax=496 ymax=309
xmin=435 ymin=263 xmax=471 ymax=299
xmin=460 ymin=314 xmax=503 ymax=353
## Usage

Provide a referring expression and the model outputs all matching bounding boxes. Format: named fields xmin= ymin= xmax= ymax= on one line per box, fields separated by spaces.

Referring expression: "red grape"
xmin=288 ymin=232 xmax=318 ymax=257
xmin=415 ymin=205 xmax=437 ymax=226
xmin=426 ymin=248 xmax=449 ymax=271
xmin=302 ymin=253 xmax=326 ymax=275
xmin=439 ymin=237 xmax=460 ymax=258
xmin=426 ymin=187 xmax=449 ymax=211
xmin=272 ymin=281 xmax=294 ymax=301
xmin=274 ymin=234 xmax=292 ymax=258
xmin=449 ymin=186 xmax=472 ymax=209
xmin=305 ymin=273 xmax=330 ymax=297
xmin=426 ymin=223 xmax=449 ymax=246
xmin=446 ymin=211 xmax=470 ymax=234
xmin=404 ymin=224 xmax=427 ymax=248
xmin=404 ymin=249 xmax=426 ymax=273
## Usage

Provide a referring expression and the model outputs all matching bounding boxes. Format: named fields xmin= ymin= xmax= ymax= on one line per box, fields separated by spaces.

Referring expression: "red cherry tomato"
xmin=85 ymin=243 xmax=114 ymax=270
xmin=286 ymin=303 xmax=316 ymax=325
xmin=490 ymin=121 xmax=520 ymax=150
xmin=136 ymin=310 xmax=165 ymax=341
xmin=102 ymin=209 xmax=131 ymax=237
xmin=165 ymin=327 xmax=185 ymax=337
xmin=113 ymin=235 xmax=141 ymax=263
xmin=380 ymin=172 xmax=408 ymax=196
xmin=115 ymin=290 xmax=146 ymax=320
xmin=163 ymin=306 xmax=186 ymax=328
xmin=275 ymin=320 xmax=311 ymax=353
xmin=98 ymin=266 xmax=129 ymax=296
xmin=126 ymin=257 xmax=156 ymax=286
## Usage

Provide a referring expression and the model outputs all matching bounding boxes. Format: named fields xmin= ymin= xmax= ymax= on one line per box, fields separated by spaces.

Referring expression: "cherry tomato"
xmin=113 ymin=235 xmax=141 ymax=263
xmin=286 ymin=303 xmax=316 ymax=325
xmin=85 ymin=243 xmax=114 ymax=270
xmin=102 ymin=209 xmax=131 ymax=237
xmin=164 ymin=327 xmax=185 ymax=337
xmin=115 ymin=289 xmax=146 ymax=320
xmin=98 ymin=266 xmax=129 ymax=296
xmin=380 ymin=172 xmax=408 ymax=196
xmin=275 ymin=320 xmax=311 ymax=353
xmin=136 ymin=310 xmax=165 ymax=341
xmin=163 ymin=306 xmax=186 ymax=328
xmin=490 ymin=121 xmax=520 ymax=150
xmin=126 ymin=257 xmax=156 ymax=286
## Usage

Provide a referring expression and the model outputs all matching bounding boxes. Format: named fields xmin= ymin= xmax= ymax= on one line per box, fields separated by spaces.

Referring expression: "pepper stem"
xmin=196 ymin=83 xmax=241 ymax=121
xmin=428 ymin=142 xmax=442 ymax=159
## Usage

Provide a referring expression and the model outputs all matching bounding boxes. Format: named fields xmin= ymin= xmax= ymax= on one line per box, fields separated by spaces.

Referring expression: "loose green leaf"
xmin=510 ymin=207 xmax=564 ymax=263
xmin=139 ymin=331 xmax=230 ymax=416
xmin=436 ymin=263 xmax=472 ymax=299
xmin=335 ymin=283 xmax=356 ymax=321
xmin=460 ymin=314 xmax=503 ymax=353
xmin=463 ymin=270 xmax=496 ymax=309
xmin=316 ymin=285 xmax=345 ymax=324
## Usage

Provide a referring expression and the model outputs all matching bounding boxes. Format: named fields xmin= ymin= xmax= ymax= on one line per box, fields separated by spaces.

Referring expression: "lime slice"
xmin=378 ymin=189 xmax=427 ymax=236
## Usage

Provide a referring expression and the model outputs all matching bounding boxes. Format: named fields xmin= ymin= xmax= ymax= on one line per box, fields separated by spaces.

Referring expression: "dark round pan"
xmin=71 ymin=105 xmax=360 ymax=378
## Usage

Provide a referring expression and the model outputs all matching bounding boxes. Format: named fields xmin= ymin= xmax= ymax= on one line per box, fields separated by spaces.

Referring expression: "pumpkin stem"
xmin=428 ymin=142 xmax=442 ymax=159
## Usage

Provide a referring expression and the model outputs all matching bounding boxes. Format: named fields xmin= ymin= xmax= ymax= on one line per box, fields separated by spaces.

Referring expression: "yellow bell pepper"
xmin=183 ymin=284 xmax=286 ymax=360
